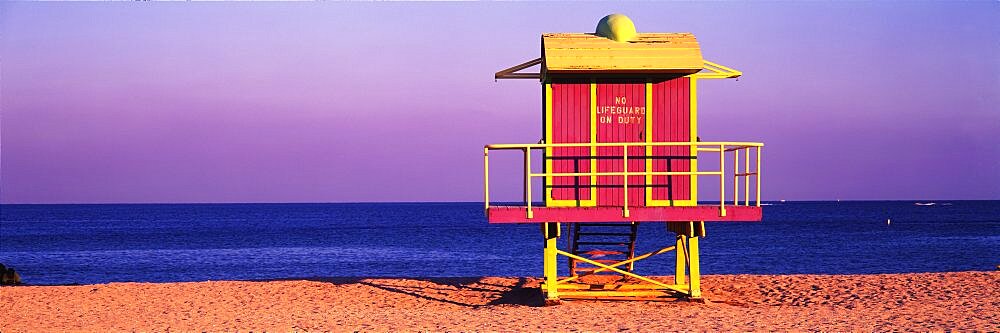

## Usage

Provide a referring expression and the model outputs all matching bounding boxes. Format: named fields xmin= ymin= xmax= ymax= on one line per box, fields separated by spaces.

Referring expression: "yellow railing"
xmin=483 ymin=141 xmax=763 ymax=219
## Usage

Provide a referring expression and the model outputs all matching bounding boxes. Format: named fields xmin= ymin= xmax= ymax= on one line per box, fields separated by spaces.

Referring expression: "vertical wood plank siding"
xmin=652 ymin=77 xmax=691 ymax=201
xmin=596 ymin=82 xmax=646 ymax=207
xmin=550 ymin=82 xmax=591 ymax=201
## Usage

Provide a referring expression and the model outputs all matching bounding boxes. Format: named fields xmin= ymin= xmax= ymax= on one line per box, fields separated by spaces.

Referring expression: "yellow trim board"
xmin=689 ymin=76 xmax=698 ymax=204
xmin=544 ymin=83 xmax=553 ymax=205
xmin=588 ymin=81 xmax=597 ymax=206
xmin=645 ymin=81 xmax=654 ymax=206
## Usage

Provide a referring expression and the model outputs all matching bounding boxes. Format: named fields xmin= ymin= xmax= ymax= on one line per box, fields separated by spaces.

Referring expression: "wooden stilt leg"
xmin=688 ymin=234 xmax=702 ymax=299
xmin=674 ymin=232 xmax=686 ymax=286
xmin=543 ymin=222 xmax=561 ymax=305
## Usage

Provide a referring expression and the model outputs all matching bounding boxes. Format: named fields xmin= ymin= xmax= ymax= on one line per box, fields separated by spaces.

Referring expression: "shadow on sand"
xmin=263 ymin=276 xmax=546 ymax=308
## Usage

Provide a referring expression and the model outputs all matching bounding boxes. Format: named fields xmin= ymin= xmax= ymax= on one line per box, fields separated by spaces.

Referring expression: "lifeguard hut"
xmin=484 ymin=14 xmax=763 ymax=304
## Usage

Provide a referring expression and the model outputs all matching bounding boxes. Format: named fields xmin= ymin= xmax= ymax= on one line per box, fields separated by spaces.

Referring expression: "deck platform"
xmin=487 ymin=205 xmax=762 ymax=223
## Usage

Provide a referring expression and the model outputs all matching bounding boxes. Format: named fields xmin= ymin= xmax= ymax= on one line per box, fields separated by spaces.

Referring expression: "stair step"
xmin=573 ymin=267 xmax=629 ymax=273
xmin=576 ymin=241 xmax=628 ymax=246
xmin=576 ymin=232 xmax=634 ymax=236
xmin=575 ymin=259 xmax=621 ymax=264
xmin=570 ymin=222 xmax=638 ymax=278
xmin=576 ymin=250 xmax=626 ymax=256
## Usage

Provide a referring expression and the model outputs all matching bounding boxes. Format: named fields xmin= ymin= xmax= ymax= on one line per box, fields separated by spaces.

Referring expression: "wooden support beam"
xmin=495 ymin=58 xmax=542 ymax=80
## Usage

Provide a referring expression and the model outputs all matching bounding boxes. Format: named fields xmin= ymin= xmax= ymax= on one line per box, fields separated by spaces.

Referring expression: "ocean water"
xmin=1 ymin=201 xmax=997 ymax=285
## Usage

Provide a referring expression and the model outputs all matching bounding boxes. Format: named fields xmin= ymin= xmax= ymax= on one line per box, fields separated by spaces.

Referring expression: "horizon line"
xmin=2 ymin=199 xmax=997 ymax=205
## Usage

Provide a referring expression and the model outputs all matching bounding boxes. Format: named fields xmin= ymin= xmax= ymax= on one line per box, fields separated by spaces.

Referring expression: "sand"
xmin=1 ymin=271 xmax=997 ymax=332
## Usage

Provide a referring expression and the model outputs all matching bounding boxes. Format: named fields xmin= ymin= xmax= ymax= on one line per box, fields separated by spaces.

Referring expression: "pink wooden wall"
xmin=547 ymin=77 xmax=691 ymax=206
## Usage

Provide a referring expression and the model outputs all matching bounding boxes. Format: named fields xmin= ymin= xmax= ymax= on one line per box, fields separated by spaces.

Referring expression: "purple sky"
xmin=1 ymin=2 xmax=997 ymax=203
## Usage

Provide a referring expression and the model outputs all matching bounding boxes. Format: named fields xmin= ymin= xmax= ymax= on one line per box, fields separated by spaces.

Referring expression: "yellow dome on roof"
xmin=596 ymin=14 xmax=637 ymax=42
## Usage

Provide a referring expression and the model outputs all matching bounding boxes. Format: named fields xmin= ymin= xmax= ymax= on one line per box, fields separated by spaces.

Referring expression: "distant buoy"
xmin=887 ymin=219 xmax=891 ymax=225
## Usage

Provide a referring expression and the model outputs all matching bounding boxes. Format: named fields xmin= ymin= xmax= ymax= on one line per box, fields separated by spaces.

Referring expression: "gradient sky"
xmin=1 ymin=2 xmax=998 ymax=203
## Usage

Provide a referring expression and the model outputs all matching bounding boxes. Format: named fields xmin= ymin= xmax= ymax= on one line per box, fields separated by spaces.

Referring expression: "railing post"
xmin=733 ymin=146 xmax=739 ymax=205
xmin=525 ymin=147 xmax=533 ymax=219
xmin=745 ymin=147 xmax=750 ymax=206
xmin=484 ymin=147 xmax=490 ymax=214
xmin=719 ymin=144 xmax=726 ymax=217
xmin=623 ymin=144 xmax=630 ymax=218
xmin=756 ymin=146 xmax=762 ymax=207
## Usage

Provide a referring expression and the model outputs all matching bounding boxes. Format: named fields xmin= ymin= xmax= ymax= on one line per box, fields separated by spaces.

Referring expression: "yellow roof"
xmin=542 ymin=33 xmax=704 ymax=75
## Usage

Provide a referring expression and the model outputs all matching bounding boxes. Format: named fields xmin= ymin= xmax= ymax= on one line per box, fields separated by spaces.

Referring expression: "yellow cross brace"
xmin=557 ymin=245 xmax=676 ymax=285
xmin=555 ymin=250 xmax=687 ymax=293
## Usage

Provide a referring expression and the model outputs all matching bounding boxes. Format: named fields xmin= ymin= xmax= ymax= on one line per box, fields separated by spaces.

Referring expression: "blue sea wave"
xmin=1 ymin=201 xmax=998 ymax=285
